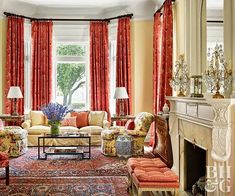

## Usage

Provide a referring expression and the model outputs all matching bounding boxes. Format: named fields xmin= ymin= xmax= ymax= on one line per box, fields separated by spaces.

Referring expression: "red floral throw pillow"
xmin=125 ymin=119 xmax=135 ymax=130
xmin=61 ymin=117 xmax=77 ymax=127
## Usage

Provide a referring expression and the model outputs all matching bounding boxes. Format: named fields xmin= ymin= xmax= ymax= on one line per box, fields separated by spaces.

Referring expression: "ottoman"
xmin=101 ymin=129 xmax=119 ymax=156
xmin=131 ymin=167 xmax=179 ymax=196
xmin=0 ymin=126 xmax=28 ymax=157
xmin=127 ymin=157 xmax=167 ymax=193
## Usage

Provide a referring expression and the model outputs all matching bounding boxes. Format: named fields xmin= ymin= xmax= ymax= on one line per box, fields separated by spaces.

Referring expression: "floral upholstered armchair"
xmin=0 ymin=126 xmax=28 ymax=157
xmin=101 ymin=112 xmax=154 ymax=156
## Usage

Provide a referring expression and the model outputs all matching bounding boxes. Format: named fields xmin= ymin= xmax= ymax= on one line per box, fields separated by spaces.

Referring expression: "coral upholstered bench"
xmin=131 ymin=167 xmax=179 ymax=196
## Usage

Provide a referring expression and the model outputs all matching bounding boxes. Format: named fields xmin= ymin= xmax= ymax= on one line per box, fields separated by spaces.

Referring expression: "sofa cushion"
xmin=71 ymin=111 xmax=89 ymax=128
xmin=61 ymin=117 xmax=77 ymax=127
xmin=27 ymin=126 xmax=50 ymax=135
xmin=80 ymin=126 xmax=103 ymax=135
xmin=89 ymin=111 xmax=105 ymax=127
xmin=59 ymin=126 xmax=79 ymax=133
xmin=31 ymin=111 xmax=45 ymax=126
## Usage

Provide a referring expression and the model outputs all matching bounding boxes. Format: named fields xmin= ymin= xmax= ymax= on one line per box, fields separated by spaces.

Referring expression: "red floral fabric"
xmin=153 ymin=0 xmax=173 ymax=114
xmin=151 ymin=0 xmax=173 ymax=146
xmin=116 ymin=17 xmax=132 ymax=116
xmin=5 ymin=16 xmax=24 ymax=115
xmin=89 ymin=21 xmax=110 ymax=117
xmin=31 ymin=21 xmax=53 ymax=110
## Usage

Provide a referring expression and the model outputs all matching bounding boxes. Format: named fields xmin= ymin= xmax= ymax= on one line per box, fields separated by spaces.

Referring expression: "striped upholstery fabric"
xmin=134 ymin=167 xmax=179 ymax=182
xmin=132 ymin=173 xmax=179 ymax=188
xmin=127 ymin=158 xmax=167 ymax=171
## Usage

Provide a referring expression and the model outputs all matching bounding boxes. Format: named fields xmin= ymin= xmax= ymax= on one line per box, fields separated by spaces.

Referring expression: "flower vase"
xmin=50 ymin=122 xmax=60 ymax=136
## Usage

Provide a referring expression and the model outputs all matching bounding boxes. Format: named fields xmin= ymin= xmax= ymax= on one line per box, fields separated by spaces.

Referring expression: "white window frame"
xmin=24 ymin=22 xmax=31 ymax=116
xmin=53 ymin=41 xmax=89 ymax=110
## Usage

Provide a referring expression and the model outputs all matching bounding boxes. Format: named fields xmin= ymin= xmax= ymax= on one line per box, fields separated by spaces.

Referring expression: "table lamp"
xmin=114 ymin=87 xmax=129 ymax=116
xmin=7 ymin=86 xmax=23 ymax=116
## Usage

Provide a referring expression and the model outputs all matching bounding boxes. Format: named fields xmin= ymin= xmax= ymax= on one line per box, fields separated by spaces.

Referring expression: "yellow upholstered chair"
xmin=101 ymin=112 xmax=154 ymax=156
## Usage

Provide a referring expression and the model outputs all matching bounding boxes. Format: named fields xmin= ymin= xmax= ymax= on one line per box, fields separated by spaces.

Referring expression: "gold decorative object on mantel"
xmin=170 ymin=54 xmax=190 ymax=97
xmin=190 ymin=75 xmax=203 ymax=98
xmin=203 ymin=44 xmax=232 ymax=99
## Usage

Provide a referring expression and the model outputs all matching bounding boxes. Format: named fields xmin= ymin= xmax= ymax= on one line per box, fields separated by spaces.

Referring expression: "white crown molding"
xmin=1 ymin=0 xmax=160 ymax=20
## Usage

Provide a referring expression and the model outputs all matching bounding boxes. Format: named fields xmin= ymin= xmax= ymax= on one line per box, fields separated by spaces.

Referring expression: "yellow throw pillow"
xmin=30 ymin=111 xmax=45 ymax=126
xmin=88 ymin=111 xmax=105 ymax=127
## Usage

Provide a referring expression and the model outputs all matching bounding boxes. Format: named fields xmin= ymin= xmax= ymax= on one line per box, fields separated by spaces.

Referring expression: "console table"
xmin=0 ymin=114 xmax=24 ymax=126
xmin=111 ymin=115 xmax=135 ymax=126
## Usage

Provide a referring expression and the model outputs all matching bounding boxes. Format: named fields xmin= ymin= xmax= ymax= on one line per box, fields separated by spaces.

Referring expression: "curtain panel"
xmin=31 ymin=21 xmax=53 ymax=110
xmin=153 ymin=0 xmax=173 ymax=114
xmin=5 ymin=16 xmax=24 ymax=115
xmin=151 ymin=0 xmax=173 ymax=146
xmin=116 ymin=17 xmax=132 ymax=116
xmin=89 ymin=21 xmax=110 ymax=116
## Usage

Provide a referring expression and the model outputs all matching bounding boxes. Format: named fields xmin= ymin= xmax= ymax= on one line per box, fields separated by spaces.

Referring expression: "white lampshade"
xmin=114 ymin=87 xmax=129 ymax=99
xmin=7 ymin=86 xmax=23 ymax=99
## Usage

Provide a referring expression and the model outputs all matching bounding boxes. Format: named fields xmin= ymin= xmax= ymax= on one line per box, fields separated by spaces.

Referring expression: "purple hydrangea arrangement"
xmin=41 ymin=102 xmax=72 ymax=135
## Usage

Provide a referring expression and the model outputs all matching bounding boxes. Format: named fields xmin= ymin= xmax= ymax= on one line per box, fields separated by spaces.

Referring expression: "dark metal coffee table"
xmin=38 ymin=134 xmax=91 ymax=160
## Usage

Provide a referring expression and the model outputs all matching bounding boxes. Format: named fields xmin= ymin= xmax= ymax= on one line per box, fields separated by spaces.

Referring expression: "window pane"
xmin=56 ymin=63 xmax=86 ymax=110
xmin=56 ymin=44 xmax=86 ymax=57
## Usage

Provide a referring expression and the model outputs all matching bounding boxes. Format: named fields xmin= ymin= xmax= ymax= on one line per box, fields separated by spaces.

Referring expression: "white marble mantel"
xmin=166 ymin=96 xmax=235 ymax=196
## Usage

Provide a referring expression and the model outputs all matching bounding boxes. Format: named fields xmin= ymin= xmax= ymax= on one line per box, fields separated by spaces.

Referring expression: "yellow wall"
xmin=131 ymin=20 xmax=153 ymax=115
xmin=0 ymin=19 xmax=7 ymax=114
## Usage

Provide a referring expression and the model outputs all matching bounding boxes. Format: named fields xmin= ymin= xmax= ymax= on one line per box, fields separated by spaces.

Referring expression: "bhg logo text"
xmin=205 ymin=163 xmax=231 ymax=193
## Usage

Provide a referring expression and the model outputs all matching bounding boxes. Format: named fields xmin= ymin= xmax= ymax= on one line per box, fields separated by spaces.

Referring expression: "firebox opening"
xmin=184 ymin=139 xmax=206 ymax=195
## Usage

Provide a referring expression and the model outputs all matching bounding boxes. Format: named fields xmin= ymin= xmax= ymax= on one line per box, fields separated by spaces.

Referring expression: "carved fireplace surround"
xmin=167 ymin=96 xmax=235 ymax=196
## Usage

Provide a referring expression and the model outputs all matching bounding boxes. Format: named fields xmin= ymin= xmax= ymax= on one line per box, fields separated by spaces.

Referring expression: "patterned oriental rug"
xmin=0 ymin=147 xmax=129 ymax=196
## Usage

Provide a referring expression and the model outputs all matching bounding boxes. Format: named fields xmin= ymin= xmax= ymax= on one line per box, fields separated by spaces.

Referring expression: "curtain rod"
xmin=207 ymin=20 xmax=223 ymax=23
xmin=3 ymin=12 xmax=133 ymax=22
xmin=154 ymin=0 xmax=175 ymax=16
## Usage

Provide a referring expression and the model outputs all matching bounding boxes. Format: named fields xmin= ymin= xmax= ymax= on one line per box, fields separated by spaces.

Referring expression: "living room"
xmin=0 ymin=0 xmax=235 ymax=195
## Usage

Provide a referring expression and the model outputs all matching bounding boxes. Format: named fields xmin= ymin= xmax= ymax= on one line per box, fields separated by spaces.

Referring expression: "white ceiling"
xmin=15 ymin=0 xmax=152 ymax=8
xmin=207 ymin=0 xmax=223 ymax=9
xmin=0 ymin=0 xmax=159 ymax=19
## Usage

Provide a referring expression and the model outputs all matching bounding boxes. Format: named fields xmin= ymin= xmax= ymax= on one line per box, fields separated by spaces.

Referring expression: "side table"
xmin=0 ymin=114 xmax=24 ymax=126
xmin=111 ymin=115 xmax=135 ymax=126
xmin=116 ymin=134 xmax=133 ymax=158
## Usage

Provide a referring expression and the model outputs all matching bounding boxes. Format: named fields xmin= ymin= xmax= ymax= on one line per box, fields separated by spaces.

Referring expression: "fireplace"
xmin=184 ymin=139 xmax=206 ymax=195
xmin=167 ymin=97 xmax=234 ymax=195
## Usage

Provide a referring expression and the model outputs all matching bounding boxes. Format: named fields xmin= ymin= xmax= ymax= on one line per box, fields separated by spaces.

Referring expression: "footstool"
xmin=131 ymin=167 xmax=179 ymax=196
xmin=127 ymin=158 xmax=168 ymax=193
xmin=101 ymin=129 xmax=119 ymax=156
xmin=0 ymin=126 xmax=28 ymax=157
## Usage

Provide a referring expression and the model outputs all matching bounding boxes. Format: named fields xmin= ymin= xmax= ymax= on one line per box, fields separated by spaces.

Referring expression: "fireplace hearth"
xmin=185 ymin=140 xmax=206 ymax=195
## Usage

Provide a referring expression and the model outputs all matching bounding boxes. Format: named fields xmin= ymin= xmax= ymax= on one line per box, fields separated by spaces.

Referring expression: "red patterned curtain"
xmin=116 ymin=17 xmax=132 ymax=116
xmin=153 ymin=0 xmax=173 ymax=114
xmin=151 ymin=0 xmax=173 ymax=146
xmin=5 ymin=16 xmax=24 ymax=115
xmin=31 ymin=21 xmax=53 ymax=110
xmin=90 ymin=21 xmax=110 ymax=115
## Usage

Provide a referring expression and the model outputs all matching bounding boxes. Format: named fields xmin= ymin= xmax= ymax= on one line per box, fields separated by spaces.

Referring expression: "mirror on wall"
xmin=206 ymin=0 xmax=223 ymax=50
